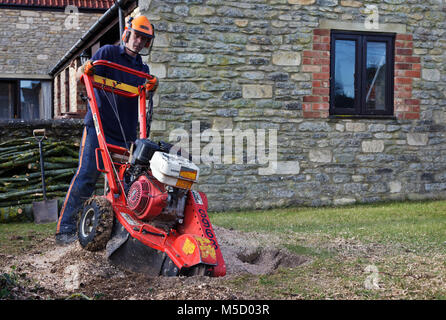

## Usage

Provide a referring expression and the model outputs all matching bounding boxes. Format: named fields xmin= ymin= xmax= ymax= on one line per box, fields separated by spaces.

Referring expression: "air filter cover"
xmin=127 ymin=175 xmax=167 ymax=220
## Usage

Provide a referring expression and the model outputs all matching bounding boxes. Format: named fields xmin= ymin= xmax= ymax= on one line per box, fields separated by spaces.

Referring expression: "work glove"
xmin=145 ymin=76 xmax=159 ymax=92
xmin=80 ymin=60 xmax=95 ymax=76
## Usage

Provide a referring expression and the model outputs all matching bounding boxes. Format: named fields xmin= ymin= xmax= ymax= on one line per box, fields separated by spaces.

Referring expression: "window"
xmin=0 ymin=80 xmax=52 ymax=120
xmin=330 ymin=31 xmax=395 ymax=117
xmin=0 ymin=81 xmax=16 ymax=119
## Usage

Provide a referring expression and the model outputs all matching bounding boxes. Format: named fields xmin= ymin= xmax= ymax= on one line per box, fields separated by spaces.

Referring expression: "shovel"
xmin=32 ymin=129 xmax=58 ymax=224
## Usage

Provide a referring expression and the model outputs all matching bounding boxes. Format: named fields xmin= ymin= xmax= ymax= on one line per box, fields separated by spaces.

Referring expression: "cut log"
xmin=0 ymin=204 xmax=34 ymax=223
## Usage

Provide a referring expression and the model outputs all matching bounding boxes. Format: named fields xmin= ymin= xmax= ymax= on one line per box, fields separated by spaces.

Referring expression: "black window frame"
xmin=0 ymin=78 xmax=50 ymax=120
xmin=0 ymin=79 xmax=20 ymax=119
xmin=329 ymin=30 xmax=395 ymax=118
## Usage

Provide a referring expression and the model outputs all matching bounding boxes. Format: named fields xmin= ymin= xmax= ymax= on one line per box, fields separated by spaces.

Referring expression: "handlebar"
xmin=81 ymin=59 xmax=154 ymax=149
xmin=82 ymin=59 xmax=155 ymax=99
xmin=92 ymin=60 xmax=154 ymax=81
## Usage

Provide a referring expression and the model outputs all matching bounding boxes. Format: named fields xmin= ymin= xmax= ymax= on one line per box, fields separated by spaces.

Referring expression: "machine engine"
xmin=127 ymin=175 xmax=167 ymax=220
xmin=125 ymin=139 xmax=199 ymax=230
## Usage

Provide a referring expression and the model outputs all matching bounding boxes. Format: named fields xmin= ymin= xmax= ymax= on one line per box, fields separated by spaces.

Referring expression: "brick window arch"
xmin=302 ymin=29 xmax=420 ymax=120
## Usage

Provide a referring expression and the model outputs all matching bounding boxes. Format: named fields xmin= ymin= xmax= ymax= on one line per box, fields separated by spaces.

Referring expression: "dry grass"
xmin=211 ymin=200 xmax=446 ymax=299
xmin=1 ymin=200 xmax=445 ymax=300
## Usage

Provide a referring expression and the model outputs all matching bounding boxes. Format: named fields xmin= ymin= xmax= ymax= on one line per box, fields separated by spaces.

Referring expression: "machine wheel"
xmin=160 ymin=257 xmax=180 ymax=277
xmin=78 ymin=196 xmax=114 ymax=251
xmin=180 ymin=264 xmax=211 ymax=277
xmin=189 ymin=264 xmax=208 ymax=276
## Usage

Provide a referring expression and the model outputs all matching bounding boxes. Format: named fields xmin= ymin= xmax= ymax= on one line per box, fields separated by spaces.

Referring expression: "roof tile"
xmin=0 ymin=0 xmax=114 ymax=9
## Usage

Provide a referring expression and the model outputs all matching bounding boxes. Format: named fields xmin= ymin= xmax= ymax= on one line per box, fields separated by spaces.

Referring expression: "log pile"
xmin=0 ymin=137 xmax=80 ymax=223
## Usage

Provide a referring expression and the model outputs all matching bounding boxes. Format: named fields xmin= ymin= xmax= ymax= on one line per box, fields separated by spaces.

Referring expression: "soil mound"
xmin=1 ymin=226 xmax=308 ymax=299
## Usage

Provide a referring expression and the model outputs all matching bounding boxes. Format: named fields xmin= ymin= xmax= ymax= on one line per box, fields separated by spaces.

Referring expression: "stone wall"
xmin=141 ymin=0 xmax=446 ymax=211
xmin=0 ymin=119 xmax=83 ymax=143
xmin=0 ymin=8 xmax=103 ymax=76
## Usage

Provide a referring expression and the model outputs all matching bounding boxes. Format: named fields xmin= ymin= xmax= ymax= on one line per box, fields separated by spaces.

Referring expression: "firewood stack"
xmin=0 ymin=137 xmax=103 ymax=223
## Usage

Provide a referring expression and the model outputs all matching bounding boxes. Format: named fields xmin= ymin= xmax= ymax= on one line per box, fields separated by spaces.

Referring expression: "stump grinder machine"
xmin=77 ymin=60 xmax=226 ymax=277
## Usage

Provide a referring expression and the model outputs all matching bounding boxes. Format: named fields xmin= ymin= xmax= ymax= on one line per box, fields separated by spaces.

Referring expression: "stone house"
xmin=0 ymin=0 xmax=113 ymax=120
xmin=12 ymin=0 xmax=446 ymax=211
xmin=139 ymin=0 xmax=446 ymax=211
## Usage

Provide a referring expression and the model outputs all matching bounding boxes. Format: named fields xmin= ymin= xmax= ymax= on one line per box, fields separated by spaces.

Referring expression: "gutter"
xmin=48 ymin=0 xmax=136 ymax=77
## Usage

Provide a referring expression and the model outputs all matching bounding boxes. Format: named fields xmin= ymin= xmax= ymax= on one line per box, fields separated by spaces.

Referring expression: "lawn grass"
xmin=210 ymin=200 xmax=446 ymax=253
xmin=0 ymin=222 xmax=56 ymax=256
xmin=210 ymin=200 xmax=446 ymax=299
xmin=0 ymin=200 xmax=445 ymax=299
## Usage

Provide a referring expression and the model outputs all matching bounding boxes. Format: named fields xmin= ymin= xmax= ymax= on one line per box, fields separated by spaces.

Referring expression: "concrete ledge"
xmin=0 ymin=73 xmax=52 ymax=80
xmin=320 ymin=19 xmax=407 ymax=34
xmin=0 ymin=119 xmax=83 ymax=127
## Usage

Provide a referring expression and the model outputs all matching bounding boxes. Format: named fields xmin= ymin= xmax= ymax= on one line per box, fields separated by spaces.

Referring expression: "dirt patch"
xmin=0 ymin=226 xmax=308 ymax=300
xmin=216 ymin=226 xmax=309 ymax=275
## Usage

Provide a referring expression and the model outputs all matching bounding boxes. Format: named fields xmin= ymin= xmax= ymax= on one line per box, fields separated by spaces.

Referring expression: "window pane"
xmin=334 ymin=40 xmax=356 ymax=109
xmin=20 ymin=80 xmax=41 ymax=120
xmin=366 ymin=42 xmax=386 ymax=111
xmin=41 ymin=81 xmax=52 ymax=120
xmin=0 ymin=82 xmax=15 ymax=119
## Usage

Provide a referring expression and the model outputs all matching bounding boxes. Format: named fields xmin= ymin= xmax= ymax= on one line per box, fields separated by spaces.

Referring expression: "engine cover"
xmin=127 ymin=175 xmax=168 ymax=221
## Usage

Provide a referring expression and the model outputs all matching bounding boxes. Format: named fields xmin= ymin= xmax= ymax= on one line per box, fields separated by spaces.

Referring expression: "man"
xmin=55 ymin=15 xmax=158 ymax=245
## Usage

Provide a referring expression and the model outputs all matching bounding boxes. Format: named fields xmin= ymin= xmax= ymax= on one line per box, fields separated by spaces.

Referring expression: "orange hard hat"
xmin=122 ymin=15 xmax=154 ymax=48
